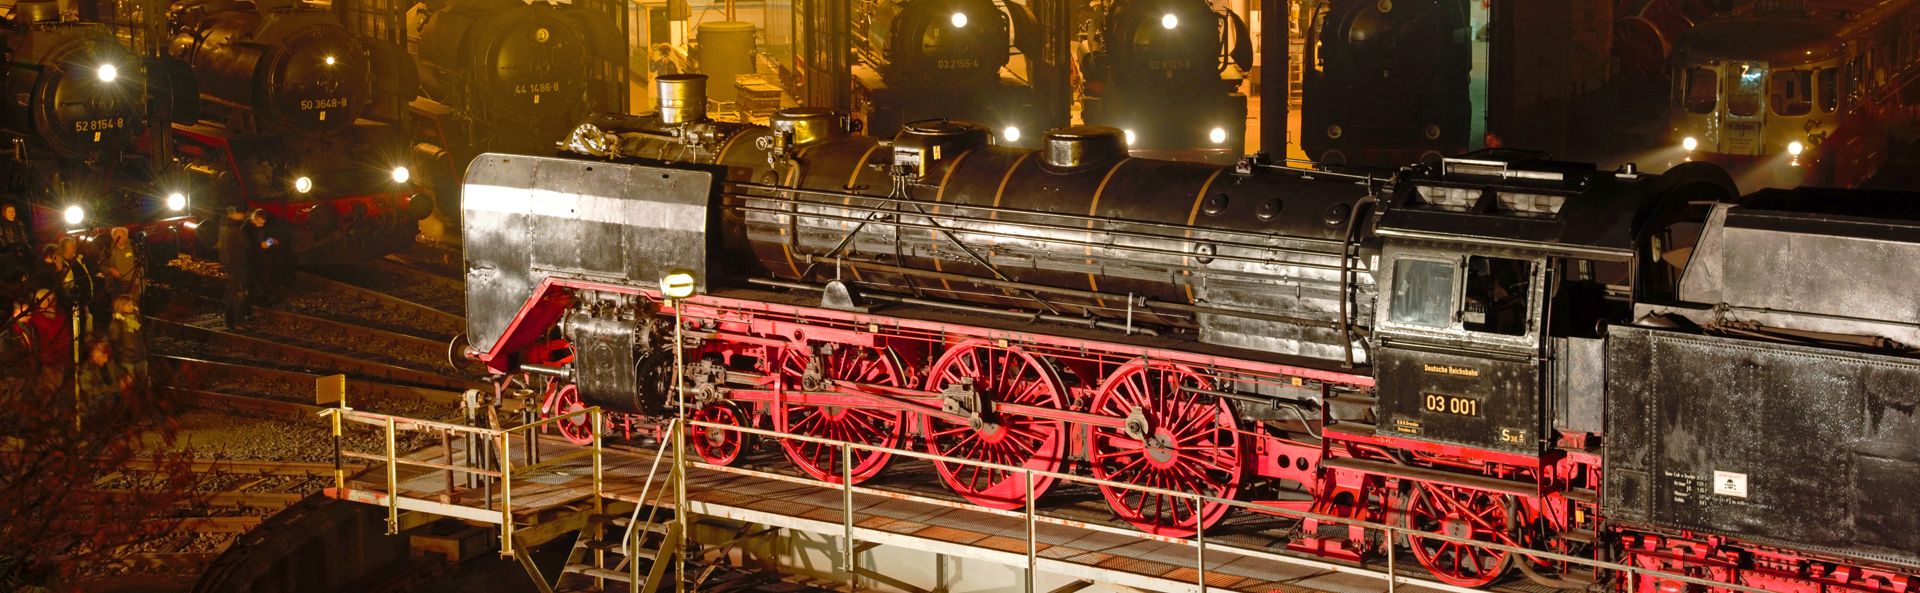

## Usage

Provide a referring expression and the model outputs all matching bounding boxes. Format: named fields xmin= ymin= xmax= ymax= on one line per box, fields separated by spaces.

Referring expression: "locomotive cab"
xmin=1368 ymin=153 xmax=1670 ymax=455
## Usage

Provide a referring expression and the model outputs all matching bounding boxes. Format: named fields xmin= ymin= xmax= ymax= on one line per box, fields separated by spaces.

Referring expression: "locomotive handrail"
xmin=678 ymin=417 xmax=1782 ymax=593
xmin=777 ymin=255 xmax=1363 ymax=331
xmin=727 ymin=179 xmax=1364 ymax=248
xmin=734 ymin=203 xmax=1355 ymax=272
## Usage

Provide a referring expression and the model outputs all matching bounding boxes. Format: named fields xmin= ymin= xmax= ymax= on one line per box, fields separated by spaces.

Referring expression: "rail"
xmin=322 ymin=399 xmax=606 ymax=556
xmin=676 ymin=418 xmax=1782 ymax=593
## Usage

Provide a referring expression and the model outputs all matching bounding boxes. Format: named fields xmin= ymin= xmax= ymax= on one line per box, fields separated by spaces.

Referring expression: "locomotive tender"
xmin=461 ymin=77 xmax=1920 ymax=592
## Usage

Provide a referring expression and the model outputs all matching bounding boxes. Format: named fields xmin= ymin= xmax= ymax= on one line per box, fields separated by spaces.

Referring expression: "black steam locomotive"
xmin=1079 ymin=0 xmax=1251 ymax=162
xmin=1301 ymin=0 xmax=1470 ymax=167
xmin=165 ymin=0 xmax=423 ymax=263
xmin=0 ymin=0 xmax=166 ymax=236
xmin=407 ymin=0 xmax=624 ymax=225
xmin=854 ymin=0 xmax=1060 ymax=145
xmin=460 ymin=79 xmax=1920 ymax=593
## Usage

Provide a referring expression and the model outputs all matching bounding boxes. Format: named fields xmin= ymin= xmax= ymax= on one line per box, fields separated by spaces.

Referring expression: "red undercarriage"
xmin=483 ymin=277 xmax=1917 ymax=593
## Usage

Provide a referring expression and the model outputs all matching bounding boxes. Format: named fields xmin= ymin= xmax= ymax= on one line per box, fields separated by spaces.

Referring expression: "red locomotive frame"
xmin=479 ymin=273 xmax=1916 ymax=593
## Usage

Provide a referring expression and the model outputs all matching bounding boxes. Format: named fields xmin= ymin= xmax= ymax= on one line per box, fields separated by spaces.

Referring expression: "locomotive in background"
xmin=1300 ymin=0 xmax=1471 ymax=166
xmin=0 ymin=0 xmax=185 ymax=238
xmin=1669 ymin=0 xmax=1920 ymax=190
xmin=163 ymin=0 xmax=424 ymax=264
xmin=853 ymin=0 xmax=1062 ymax=145
xmin=405 ymin=0 xmax=626 ymax=228
xmin=1078 ymin=0 xmax=1251 ymax=162
xmin=463 ymin=76 xmax=1920 ymax=593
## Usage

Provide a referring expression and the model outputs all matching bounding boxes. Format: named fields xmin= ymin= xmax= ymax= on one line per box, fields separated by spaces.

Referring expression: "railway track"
xmin=148 ymin=318 xmax=475 ymax=393
xmin=308 ymin=258 xmax=466 ymax=317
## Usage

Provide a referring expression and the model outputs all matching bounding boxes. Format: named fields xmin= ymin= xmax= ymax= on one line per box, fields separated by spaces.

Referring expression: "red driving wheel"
xmin=1088 ymin=359 xmax=1243 ymax=537
xmin=919 ymin=341 xmax=1069 ymax=510
xmin=772 ymin=343 xmax=906 ymax=484
xmin=546 ymin=383 xmax=595 ymax=446
xmin=1404 ymin=483 xmax=1517 ymax=587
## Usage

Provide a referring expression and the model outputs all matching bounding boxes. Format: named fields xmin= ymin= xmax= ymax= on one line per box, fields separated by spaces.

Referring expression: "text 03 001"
xmin=1423 ymin=393 xmax=1480 ymax=417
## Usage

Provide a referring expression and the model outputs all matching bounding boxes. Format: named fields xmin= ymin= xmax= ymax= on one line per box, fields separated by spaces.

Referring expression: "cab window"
xmin=1725 ymin=63 xmax=1765 ymax=117
xmin=1462 ymin=256 xmax=1533 ymax=336
xmin=1818 ymin=68 xmax=1839 ymax=112
xmin=1685 ymin=67 xmax=1718 ymax=114
xmin=1771 ymin=69 xmax=1813 ymax=116
xmin=1389 ymin=258 xmax=1454 ymax=328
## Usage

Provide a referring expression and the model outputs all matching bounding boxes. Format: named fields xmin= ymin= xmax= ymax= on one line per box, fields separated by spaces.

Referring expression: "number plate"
xmin=1422 ymin=393 xmax=1480 ymax=417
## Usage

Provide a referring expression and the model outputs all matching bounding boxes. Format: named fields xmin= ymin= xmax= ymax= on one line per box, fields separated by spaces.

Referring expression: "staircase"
xmin=553 ymin=509 xmax=684 ymax=593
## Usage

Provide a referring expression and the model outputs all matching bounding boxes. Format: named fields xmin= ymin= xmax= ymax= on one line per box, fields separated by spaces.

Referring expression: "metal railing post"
xmin=500 ymin=432 xmax=515 ymax=555
xmin=1626 ymin=562 xmax=1636 ymax=593
xmin=587 ymin=406 xmax=602 ymax=506
xmin=673 ymin=300 xmax=689 ymax=593
xmin=330 ymin=410 xmax=344 ymax=495
xmin=1024 ymin=470 xmax=1037 ymax=593
xmin=1193 ymin=493 xmax=1207 ymax=593
xmin=385 ymin=416 xmax=398 ymax=534
xmin=842 ymin=444 xmax=857 ymax=593
xmin=1386 ymin=526 xmax=1397 ymax=593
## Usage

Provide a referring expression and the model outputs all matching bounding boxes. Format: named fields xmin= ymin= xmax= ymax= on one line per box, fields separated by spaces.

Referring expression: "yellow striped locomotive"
xmin=461 ymin=76 xmax=1920 ymax=593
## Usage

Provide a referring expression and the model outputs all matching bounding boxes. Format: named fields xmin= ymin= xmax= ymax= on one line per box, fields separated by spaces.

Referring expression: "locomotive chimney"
xmin=656 ymin=74 xmax=708 ymax=125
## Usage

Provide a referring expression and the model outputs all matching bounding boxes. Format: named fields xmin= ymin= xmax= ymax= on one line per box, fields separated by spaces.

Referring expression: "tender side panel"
xmin=462 ymin=153 xmax=719 ymax=353
xmin=1605 ymin=326 xmax=1920 ymax=568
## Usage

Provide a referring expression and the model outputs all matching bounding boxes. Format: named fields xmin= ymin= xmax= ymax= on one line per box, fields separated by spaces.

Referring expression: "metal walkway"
xmin=322 ymin=408 xmax=1550 ymax=593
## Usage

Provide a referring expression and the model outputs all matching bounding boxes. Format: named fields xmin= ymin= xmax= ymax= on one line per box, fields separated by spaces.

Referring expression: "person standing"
xmin=56 ymin=236 xmax=96 ymax=333
xmin=215 ymin=207 xmax=252 ymax=329
xmin=0 ymin=204 xmax=27 ymax=282
xmin=108 ymin=294 xmax=145 ymax=384
xmin=246 ymin=209 xmax=288 ymax=305
xmin=101 ymin=227 xmax=140 ymax=303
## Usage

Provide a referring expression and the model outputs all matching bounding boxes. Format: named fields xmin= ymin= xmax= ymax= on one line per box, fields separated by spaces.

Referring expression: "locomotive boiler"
xmin=854 ymin=0 xmax=1060 ymax=145
xmin=1079 ymin=0 xmax=1251 ymax=162
xmin=0 ymin=0 xmax=161 ymax=233
xmin=459 ymin=76 xmax=1920 ymax=593
xmin=167 ymin=0 xmax=423 ymax=263
xmin=407 ymin=0 xmax=624 ymax=225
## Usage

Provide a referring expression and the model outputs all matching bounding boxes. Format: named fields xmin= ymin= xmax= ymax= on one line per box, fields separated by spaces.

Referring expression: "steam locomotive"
xmin=406 ymin=0 xmax=624 ymax=225
xmin=165 ymin=0 xmax=424 ymax=264
xmin=1079 ymin=0 xmax=1251 ymax=162
xmin=0 ymin=0 xmax=168 ymax=236
xmin=461 ymin=74 xmax=1920 ymax=593
xmin=1301 ymin=0 xmax=1471 ymax=167
xmin=853 ymin=0 xmax=1059 ymax=145
xmin=1668 ymin=0 xmax=1920 ymax=190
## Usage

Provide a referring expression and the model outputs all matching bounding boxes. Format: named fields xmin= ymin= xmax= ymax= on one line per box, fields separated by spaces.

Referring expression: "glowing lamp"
xmin=1161 ymin=14 xmax=1178 ymax=29
xmin=391 ymin=166 xmax=411 ymax=184
xmin=97 ymin=64 xmax=117 ymax=82
xmin=659 ymin=270 xmax=697 ymax=300
xmin=950 ymin=12 xmax=968 ymax=28
xmin=1208 ymin=127 xmax=1227 ymax=144
xmin=294 ymin=176 xmax=313 ymax=194
xmin=63 ymin=205 xmax=84 ymax=226
xmin=1787 ymin=141 xmax=1805 ymax=156
xmin=1681 ymin=136 xmax=1699 ymax=152
xmin=1002 ymin=126 xmax=1020 ymax=142
xmin=166 ymin=192 xmax=187 ymax=212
